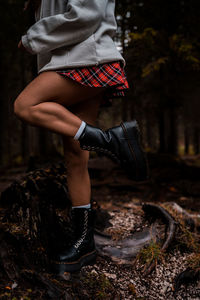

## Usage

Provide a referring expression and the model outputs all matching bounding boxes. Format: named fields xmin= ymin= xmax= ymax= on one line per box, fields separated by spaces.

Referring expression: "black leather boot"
xmin=78 ymin=120 xmax=149 ymax=181
xmin=51 ymin=207 xmax=97 ymax=274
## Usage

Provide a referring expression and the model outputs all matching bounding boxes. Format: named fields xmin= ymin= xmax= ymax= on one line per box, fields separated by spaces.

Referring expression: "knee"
xmin=14 ymin=96 xmax=37 ymax=124
xmin=14 ymin=96 xmax=30 ymax=121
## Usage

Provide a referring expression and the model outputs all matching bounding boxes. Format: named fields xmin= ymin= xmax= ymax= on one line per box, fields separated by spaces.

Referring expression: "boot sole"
xmin=50 ymin=250 xmax=97 ymax=274
xmin=120 ymin=121 xmax=150 ymax=181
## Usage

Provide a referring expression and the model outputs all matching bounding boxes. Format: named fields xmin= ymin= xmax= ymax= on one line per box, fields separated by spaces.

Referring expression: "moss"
xmin=81 ymin=272 xmax=114 ymax=299
xmin=136 ymin=240 xmax=165 ymax=266
xmin=161 ymin=203 xmax=200 ymax=273
xmin=178 ymin=227 xmax=200 ymax=252
xmin=161 ymin=203 xmax=200 ymax=253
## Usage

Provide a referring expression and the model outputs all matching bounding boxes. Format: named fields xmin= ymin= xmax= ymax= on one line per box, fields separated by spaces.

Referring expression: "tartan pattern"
xmin=56 ymin=61 xmax=129 ymax=104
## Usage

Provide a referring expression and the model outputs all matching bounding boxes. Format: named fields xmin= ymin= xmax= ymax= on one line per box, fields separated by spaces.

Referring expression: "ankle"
xmin=72 ymin=203 xmax=91 ymax=209
xmin=73 ymin=121 xmax=86 ymax=140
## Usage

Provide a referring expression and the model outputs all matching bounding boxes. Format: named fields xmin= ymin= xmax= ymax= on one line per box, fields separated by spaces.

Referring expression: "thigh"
xmin=68 ymin=93 xmax=102 ymax=124
xmin=15 ymin=71 xmax=107 ymax=108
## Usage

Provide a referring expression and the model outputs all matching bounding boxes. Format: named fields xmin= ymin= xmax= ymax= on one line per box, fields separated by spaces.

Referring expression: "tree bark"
xmin=193 ymin=126 xmax=199 ymax=155
xmin=158 ymin=107 xmax=166 ymax=153
xmin=184 ymin=124 xmax=190 ymax=155
xmin=168 ymin=105 xmax=178 ymax=155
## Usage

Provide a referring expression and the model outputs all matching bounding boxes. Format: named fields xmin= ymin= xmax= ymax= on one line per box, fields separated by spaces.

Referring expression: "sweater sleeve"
xmin=21 ymin=0 xmax=106 ymax=54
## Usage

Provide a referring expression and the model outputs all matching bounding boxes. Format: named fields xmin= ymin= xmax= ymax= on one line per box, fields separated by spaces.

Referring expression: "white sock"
xmin=73 ymin=121 xmax=86 ymax=140
xmin=72 ymin=203 xmax=91 ymax=209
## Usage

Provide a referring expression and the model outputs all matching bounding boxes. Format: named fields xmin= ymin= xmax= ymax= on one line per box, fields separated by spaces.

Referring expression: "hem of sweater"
xmin=38 ymin=58 xmax=126 ymax=74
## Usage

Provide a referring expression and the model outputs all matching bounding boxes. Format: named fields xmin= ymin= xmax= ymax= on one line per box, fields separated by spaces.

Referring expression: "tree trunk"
xmin=158 ymin=107 xmax=166 ymax=153
xmin=145 ymin=111 xmax=154 ymax=150
xmin=184 ymin=124 xmax=190 ymax=155
xmin=168 ymin=105 xmax=178 ymax=155
xmin=193 ymin=126 xmax=199 ymax=155
xmin=0 ymin=63 xmax=5 ymax=167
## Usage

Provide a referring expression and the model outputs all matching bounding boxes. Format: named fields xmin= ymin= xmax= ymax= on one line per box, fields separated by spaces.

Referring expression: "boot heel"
xmin=121 ymin=121 xmax=150 ymax=181
xmin=80 ymin=250 xmax=97 ymax=268
xmin=121 ymin=120 xmax=140 ymax=140
xmin=51 ymin=250 xmax=97 ymax=274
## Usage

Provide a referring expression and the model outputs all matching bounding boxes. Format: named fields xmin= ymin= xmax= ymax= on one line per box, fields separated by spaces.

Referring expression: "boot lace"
xmin=74 ymin=210 xmax=89 ymax=249
xmin=81 ymin=145 xmax=120 ymax=163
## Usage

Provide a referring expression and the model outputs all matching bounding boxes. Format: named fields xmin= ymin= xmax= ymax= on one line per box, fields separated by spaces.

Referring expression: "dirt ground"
xmin=0 ymin=153 xmax=199 ymax=299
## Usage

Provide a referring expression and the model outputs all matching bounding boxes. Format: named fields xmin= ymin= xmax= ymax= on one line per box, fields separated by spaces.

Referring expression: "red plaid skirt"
xmin=56 ymin=61 xmax=129 ymax=107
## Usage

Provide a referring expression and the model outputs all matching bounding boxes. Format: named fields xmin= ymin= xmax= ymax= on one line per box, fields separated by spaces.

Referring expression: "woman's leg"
xmin=14 ymin=71 xmax=106 ymax=137
xmin=14 ymin=71 xmax=105 ymax=207
xmin=62 ymin=95 xmax=102 ymax=207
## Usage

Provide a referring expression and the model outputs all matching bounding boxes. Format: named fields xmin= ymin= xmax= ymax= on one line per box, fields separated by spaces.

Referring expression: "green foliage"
xmin=81 ymin=272 xmax=114 ymax=299
xmin=162 ymin=204 xmax=200 ymax=253
xmin=142 ymin=57 xmax=168 ymax=78
xmin=170 ymin=34 xmax=200 ymax=70
xmin=129 ymin=27 xmax=200 ymax=78
xmin=136 ymin=240 xmax=165 ymax=265
xmin=178 ymin=226 xmax=200 ymax=253
xmin=129 ymin=27 xmax=157 ymax=41
xmin=162 ymin=204 xmax=200 ymax=272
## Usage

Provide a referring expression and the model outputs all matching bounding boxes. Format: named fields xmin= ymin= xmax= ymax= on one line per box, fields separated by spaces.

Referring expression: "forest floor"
xmin=85 ymin=154 xmax=200 ymax=299
xmin=0 ymin=153 xmax=199 ymax=299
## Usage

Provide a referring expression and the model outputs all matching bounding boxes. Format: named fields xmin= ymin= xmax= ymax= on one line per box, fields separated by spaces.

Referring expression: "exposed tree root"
xmin=173 ymin=268 xmax=200 ymax=294
xmin=163 ymin=202 xmax=200 ymax=232
xmin=0 ymin=161 xmax=199 ymax=297
xmin=142 ymin=203 xmax=177 ymax=275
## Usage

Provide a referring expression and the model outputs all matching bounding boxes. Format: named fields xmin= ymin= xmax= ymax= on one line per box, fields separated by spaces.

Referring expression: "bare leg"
xmin=14 ymin=71 xmax=106 ymax=206
xmin=62 ymin=95 xmax=102 ymax=206
xmin=14 ymin=71 xmax=106 ymax=137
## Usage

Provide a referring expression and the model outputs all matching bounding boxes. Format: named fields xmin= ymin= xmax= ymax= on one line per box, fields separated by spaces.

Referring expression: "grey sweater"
xmin=22 ymin=0 xmax=125 ymax=73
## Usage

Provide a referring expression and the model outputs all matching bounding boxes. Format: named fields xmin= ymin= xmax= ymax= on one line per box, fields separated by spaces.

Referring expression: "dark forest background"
xmin=0 ymin=0 xmax=200 ymax=169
